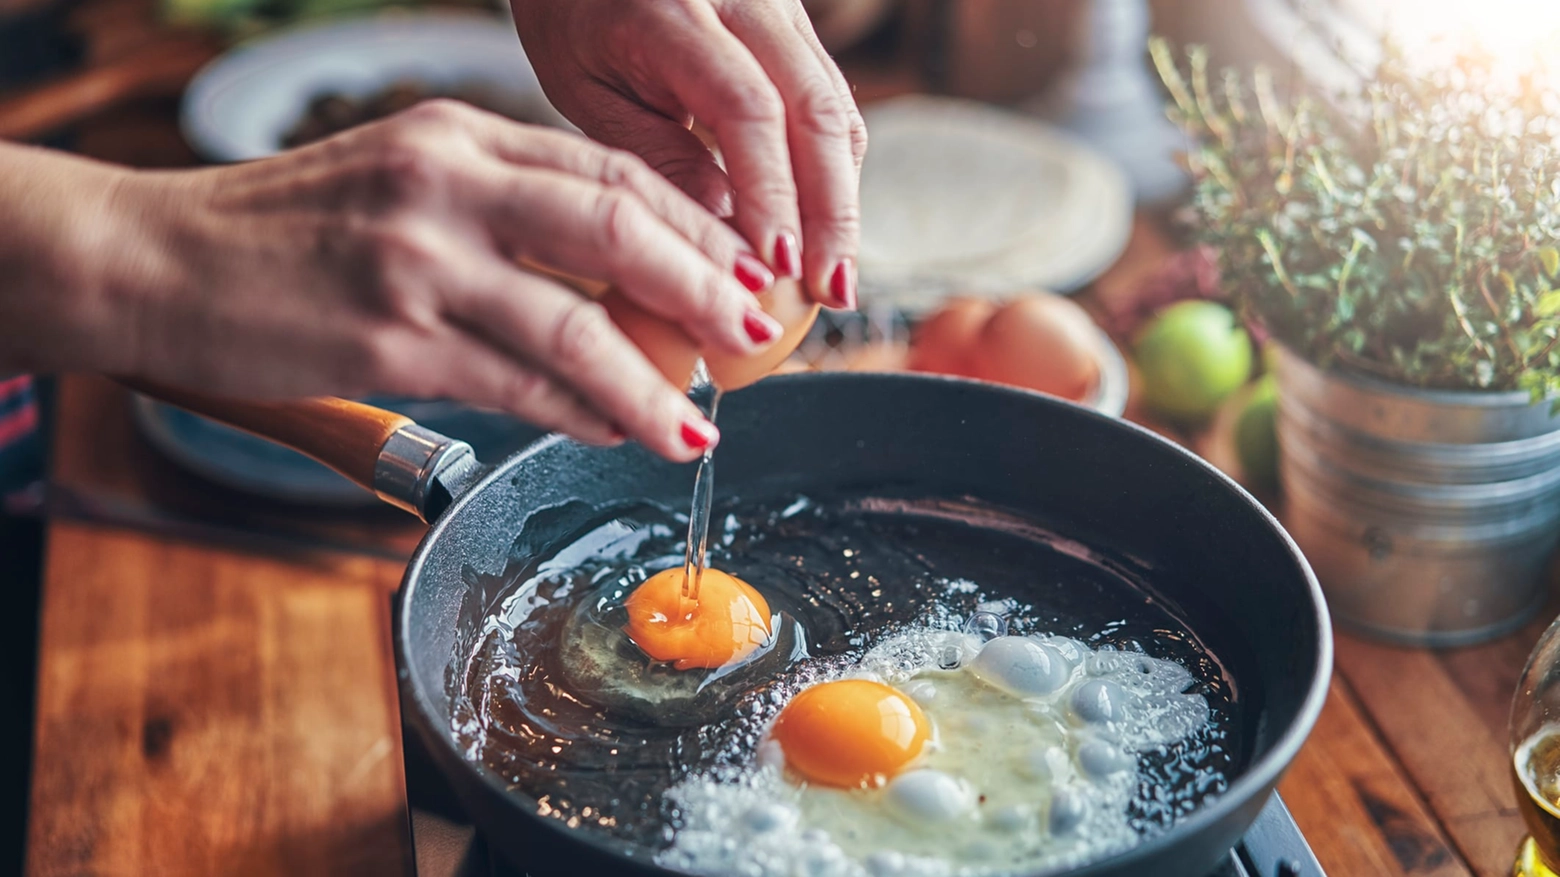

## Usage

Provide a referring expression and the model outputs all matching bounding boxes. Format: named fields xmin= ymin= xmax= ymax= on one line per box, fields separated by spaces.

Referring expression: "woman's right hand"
xmin=8 ymin=101 xmax=786 ymax=460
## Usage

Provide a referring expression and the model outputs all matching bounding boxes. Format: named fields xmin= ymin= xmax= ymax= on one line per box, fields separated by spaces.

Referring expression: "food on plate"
xmin=280 ymin=79 xmax=556 ymax=148
xmin=624 ymin=567 xmax=774 ymax=671
xmin=1133 ymin=300 xmax=1252 ymax=423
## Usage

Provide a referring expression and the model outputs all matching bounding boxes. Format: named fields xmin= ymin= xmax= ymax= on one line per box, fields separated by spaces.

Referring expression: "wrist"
xmin=0 ymin=144 xmax=165 ymax=376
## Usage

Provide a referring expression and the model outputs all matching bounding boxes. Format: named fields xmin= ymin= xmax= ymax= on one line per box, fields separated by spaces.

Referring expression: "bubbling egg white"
xmin=659 ymin=619 xmax=1212 ymax=877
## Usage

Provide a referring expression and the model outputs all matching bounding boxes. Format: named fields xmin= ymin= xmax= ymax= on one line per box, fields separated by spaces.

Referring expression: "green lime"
xmin=1134 ymin=301 xmax=1253 ymax=423
xmin=1235 ymin=374 xmax=1279 ymax=490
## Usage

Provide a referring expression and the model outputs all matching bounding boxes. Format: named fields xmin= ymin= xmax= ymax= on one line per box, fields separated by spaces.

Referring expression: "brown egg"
xmin=907 ymin=297 xmax=997 ymax=376
xmin=966 ymin=293 xmax=1100 ymax=402
xmin=704 ymin=278 xmax=819 ymax=390
xmin=601 ymin=277 xmax=819 ymax=393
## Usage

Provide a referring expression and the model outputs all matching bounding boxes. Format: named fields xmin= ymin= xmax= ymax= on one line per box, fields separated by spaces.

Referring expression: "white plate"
xmin=858 ymin=96 xmax=1133 ymax=313
xmin=182 ymin=11 xmax=567 ymax=162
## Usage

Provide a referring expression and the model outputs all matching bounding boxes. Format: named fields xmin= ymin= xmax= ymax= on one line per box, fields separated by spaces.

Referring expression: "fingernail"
xmin=681 ymin=418 xmax=719 ymax=452
xmin=829 ymin=258 xmax=857 ymax=310
xmin=734 ymin=252 xmax=774 ymax=293
xmin=774 ymin=231 xmax=801 ymax=279
xmin=743 ymin=308 xmax=783 ymax=345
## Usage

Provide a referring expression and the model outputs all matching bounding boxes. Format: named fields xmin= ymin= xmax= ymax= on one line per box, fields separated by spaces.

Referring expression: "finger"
xmin=463 ymin=159 xmax=782 ymax=356
xmin=432 ymin=332 xmax=624 ymax=446
xmin=720 ymin=0 xmax=864 ymax=309
xmin=562 ymin=81 xmax=736 ymax=219
xmin=790 ymin=15 xmax=869 ymax=173
xmin=630 ymin=3 xmax=803 ymax=283
xmin=443 ymin=259 xmax=719 ymax=462
xmin=452 ymin=101 xmax=759 ymax=287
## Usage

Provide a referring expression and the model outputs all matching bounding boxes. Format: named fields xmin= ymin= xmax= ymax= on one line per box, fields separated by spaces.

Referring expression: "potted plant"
xmin=1151 ymin=40 xmax=1560 ymax=646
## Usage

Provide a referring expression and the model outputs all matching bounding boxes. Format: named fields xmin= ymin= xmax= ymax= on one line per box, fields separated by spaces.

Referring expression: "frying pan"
xmin=143 ymin=372 xmax=1331 ymax=877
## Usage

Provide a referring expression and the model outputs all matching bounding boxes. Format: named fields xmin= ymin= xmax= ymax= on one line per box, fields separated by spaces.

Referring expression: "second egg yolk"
xmin=623 ymin=568 xmax=773 ymax=671
xmin=769 ymin=679 xmax=931 ymax=788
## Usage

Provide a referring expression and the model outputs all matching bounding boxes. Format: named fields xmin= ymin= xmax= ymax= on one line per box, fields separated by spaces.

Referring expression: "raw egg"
xmin=623 ymin=568 xmax=773 ymax=670
xmin=967 ymin=293 xmax=1100 ymax=402
xmin=769 ymin=679 xmax=930 ymax=788
xmin=907 ymin=297 xmax=996 ymax=375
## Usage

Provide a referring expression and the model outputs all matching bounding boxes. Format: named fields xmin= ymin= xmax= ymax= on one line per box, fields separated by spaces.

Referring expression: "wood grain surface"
xmin=26 ymin=523 xmax=414 ymax=877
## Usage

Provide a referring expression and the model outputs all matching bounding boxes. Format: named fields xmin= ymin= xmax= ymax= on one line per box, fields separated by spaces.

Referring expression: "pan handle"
xmin=125 ymin=382 xmax=484 ymax=522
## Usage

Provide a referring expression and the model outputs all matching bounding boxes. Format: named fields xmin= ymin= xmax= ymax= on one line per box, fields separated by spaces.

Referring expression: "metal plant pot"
xmin=1274 ymin=346 xmax=1560 ymax=646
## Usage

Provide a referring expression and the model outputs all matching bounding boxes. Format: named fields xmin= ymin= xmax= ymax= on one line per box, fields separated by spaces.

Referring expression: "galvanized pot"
xmin=1274 ymin=346 xmax=1560 ymax=647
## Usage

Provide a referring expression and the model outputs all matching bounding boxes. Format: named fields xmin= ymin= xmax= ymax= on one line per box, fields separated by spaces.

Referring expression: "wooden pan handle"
xmin=124 ymin=381 xmax=413 ymax=492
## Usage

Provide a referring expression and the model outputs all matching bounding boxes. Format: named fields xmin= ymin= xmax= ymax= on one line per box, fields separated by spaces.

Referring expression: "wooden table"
xmin=6 ymin=4 xmax=1548 ymax=875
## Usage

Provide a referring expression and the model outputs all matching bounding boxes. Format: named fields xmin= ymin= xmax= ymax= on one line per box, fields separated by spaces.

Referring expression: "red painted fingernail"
xmin=734 ymin=252 xmax=774 ymax=293
xmin=681 ymin=418 xmax=719 ymax=452
xmin=830 ymin=258 xmax=857 ymax=310
xmin=774 ymin=231 xmax=801 ymax=279
xmin=743 ymin=309 xmax=782 ymax=345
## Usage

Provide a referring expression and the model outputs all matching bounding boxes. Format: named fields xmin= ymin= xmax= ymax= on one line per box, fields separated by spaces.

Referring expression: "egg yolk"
xmin=623 ymin=568 xmax=773 ymax=670
xmin=769 ymin=679 xmax=931 ymax=788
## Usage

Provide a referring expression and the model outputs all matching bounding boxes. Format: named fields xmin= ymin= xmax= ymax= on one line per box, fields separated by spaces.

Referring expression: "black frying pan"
xmin=142 ymin=372 xmax=1331 ymax=877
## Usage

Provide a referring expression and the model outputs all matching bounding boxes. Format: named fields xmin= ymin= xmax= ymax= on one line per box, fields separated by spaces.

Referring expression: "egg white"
xmin=659 ymin=625 xmax=1212 ymax=877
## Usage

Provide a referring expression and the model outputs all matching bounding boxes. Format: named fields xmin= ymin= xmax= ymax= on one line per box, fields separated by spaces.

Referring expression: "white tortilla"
xmin=858 ymin=96 xmax=1132 ymax=314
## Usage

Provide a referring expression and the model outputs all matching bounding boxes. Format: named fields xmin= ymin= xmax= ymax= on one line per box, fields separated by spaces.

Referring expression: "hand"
xmin=512 ymin=0 xmax=868 ymax=310
xmin=0 ymin=103 xmax=787 ymax=461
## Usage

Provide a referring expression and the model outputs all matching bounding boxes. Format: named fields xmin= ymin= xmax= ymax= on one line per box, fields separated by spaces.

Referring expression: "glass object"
xmin=1510 ymin=615 xmax=1560 ymax=876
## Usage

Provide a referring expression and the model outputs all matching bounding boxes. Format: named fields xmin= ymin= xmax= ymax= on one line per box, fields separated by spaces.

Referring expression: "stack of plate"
xmin=857 ymin=96 xmax=1133 ymax=315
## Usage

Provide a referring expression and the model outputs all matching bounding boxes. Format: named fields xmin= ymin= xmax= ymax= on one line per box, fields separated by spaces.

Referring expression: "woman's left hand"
xmin=511 ymin=0 xmax=867 ymax=311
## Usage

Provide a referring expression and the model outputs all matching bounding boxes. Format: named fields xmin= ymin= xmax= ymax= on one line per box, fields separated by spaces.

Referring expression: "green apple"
xmin=1235 ymin=373 xmax=1279 ymax=491
xmin=1134 ymin=301 xmax=1253 ymax=423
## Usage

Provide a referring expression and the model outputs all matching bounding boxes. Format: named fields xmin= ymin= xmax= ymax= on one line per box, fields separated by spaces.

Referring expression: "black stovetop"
xmin=406 ymin=733 xmax=1325 ymax=877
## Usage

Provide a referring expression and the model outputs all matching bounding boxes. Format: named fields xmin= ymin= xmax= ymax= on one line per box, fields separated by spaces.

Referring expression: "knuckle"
xmin=723 ymin=79 xmax=786 ymax=125
xmin=548 ymin=300 xmax=615 ymax=370
xmin=368 ymin=136 xmax=447 ymax=205
xmin=597 ymin=148 xmax=654 ymax=190
xmin=848 ymin=109 xmax=869 ymax=162
xmin=807 ymin=198 xmax=863 ymax=232
xmin=592 ymin=188 xmax=649 ymax=252
xmin=793 ymin=85 xmax=854 ymax=139
xmin=404 ymin=97 xmax=473 ymax=128
xmin=692 ymin=270 xmax=730 ymax=322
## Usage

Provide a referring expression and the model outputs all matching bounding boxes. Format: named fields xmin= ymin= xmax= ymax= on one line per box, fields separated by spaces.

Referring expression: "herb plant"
xmin=1151 ymin=39 xmax=1560 ymax=395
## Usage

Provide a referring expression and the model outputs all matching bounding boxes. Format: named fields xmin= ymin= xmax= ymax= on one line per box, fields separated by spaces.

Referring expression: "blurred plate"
xmin=857 ymin=96 xmax=1133 ymax=312
xmin=132 ymin=395 xmax=544 ymax=507
xmin=182 ymin=11 xmax=567 ymax=162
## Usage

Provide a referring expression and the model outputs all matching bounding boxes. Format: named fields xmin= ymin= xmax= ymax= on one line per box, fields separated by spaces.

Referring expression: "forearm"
xmin=0 ymin=141 xmax=145 ymax=375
